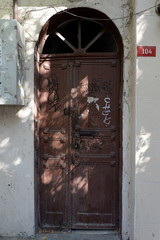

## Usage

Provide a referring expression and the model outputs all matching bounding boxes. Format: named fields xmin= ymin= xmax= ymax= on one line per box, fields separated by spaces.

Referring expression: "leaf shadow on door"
xmin=38 ymin=64 xmax=117 ymax=230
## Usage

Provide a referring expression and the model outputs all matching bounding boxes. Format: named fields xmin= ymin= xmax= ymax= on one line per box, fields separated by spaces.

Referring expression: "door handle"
xmin=79 ymin=130 xmax=95 ymax=137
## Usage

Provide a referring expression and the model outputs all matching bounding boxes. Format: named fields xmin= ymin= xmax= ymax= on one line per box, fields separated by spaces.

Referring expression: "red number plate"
xmin=137 ymin=46 xmax=156 ymax=57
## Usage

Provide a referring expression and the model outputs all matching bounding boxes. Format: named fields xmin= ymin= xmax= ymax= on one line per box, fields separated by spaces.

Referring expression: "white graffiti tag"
xmin=102 ymin=97 xmax=111 ymax=127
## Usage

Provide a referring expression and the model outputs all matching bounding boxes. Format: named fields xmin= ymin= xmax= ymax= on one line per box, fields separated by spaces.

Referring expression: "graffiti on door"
xmin=102 ymin=96 xmax=111 ymax=127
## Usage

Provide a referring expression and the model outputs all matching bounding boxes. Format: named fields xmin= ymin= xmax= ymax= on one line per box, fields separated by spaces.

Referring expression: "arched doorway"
xmin=35 ymin=7 xmax=123 ymax=233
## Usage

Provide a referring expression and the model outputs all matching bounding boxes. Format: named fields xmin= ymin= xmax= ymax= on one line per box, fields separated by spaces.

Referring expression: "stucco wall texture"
xmin=0 ymin=0 xmax=159 ymax=239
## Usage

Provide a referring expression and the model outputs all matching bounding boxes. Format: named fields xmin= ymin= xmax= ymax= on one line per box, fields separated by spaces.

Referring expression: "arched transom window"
xmin=43 ymin=19 xmax=117 ymax=55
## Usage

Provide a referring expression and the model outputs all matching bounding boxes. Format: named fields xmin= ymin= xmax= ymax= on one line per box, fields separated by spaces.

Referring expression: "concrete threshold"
xmin=36 ymin=231 xmax=120 ymax=240
xmin=0 ymin=231 xmax=120 ymax=240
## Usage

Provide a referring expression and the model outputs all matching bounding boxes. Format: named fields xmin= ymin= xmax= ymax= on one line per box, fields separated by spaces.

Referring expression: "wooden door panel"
xmin=71 ymin=163 xmax=116 ymax=228
xmin=42 ymin=131 xmax=67 ymax=158
xmin=39 ymin=61 xmax=70 ymax=130
xmin=71 ymin=60 xmax=120 ymax=229
xmin=40 ymin=167 xmax=67 ymax=228
xmin=39 ymin=59 xmax=120 ymax=230
xmin=78 ymin=134 xmax=116 ymax=155
xmin=39 ymin=60 xmax=70 ymax=229
xmin=75 ymin=61 xmax=119 ymax=130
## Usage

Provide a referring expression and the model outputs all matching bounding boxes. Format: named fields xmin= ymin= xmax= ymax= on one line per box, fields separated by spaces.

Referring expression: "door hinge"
xmin=116 ymin=218 xmax=120 ymax=225
xmin=61 ymin=64 xmax=67 ymax=69
xmin=64 ymin=107 xmax=70 ymax=116
xmin=75 ymin=60 xmax=81 ymax=67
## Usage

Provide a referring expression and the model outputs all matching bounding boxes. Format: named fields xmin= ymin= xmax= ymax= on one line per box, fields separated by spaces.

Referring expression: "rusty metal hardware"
xmin=43 ymin=153 xmax=49 ymax=160
xmin=73 ymin=160 xmax=79 ymax=166
xmin=61 ymin=154 xmax=66 ymax=160
xmin=110 ymin=152 xmax=116 ymax=158
xmin=43 ymin=160 xmax=68 ymax=173
xmin=43 ymin=127 xmax=49 ymax=134
xmin=72 ymin=153 xmax=79 ymax=166
xmin=43 ymin=153 xmax=66 ymax=160
xmin=74 ymin=132 xmax=80 ymax=139
xmin=75 ymin=60 xmax=81 ymax=67
xmin=60 ymin=161 xmax=68 ymax=175
xmin=111 ymin=135 xmax=116 ymax=141
xmin=75 ymin=124 xmax=80 ymax=131
xmin=72 ymin=158 xmax=79 ymax=166
xmin=60 ymin=161 xmax=66 ymax=169
xmin=43 ymin=161 xmax=48 ymax=168
xmin=64 ymin=107 xmax=70 ymax=116
xmin=74 ymin=143 xmax=79 ymax=149
xmin=73 ymin=133 xmax=80 ymax=149
xmin=79 ymin=130 xmax=95 ymax=137
xmin=61 ymin=64 xmax=67 ymax=69
xmin=110 ymin=161 xmax=116 ymax=167
xmin=43 ymin=128 xmax=66 ymax=134
xmin=60 ymin=137 xmax=66 ymax=143
xmin=61 ymin=128 xmax=66 ymax=134
xmin=43 ymin=136 xmax=48 ymax=143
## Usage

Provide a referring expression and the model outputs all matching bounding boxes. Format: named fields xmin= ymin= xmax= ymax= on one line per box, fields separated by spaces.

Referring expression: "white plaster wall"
xmin=135 ymin=0 xmax=160 ymax=239
xmin=0 ymin=0 xmax=13 ymax=19
xmin=0 ymin=0 xmax=135 ymax=238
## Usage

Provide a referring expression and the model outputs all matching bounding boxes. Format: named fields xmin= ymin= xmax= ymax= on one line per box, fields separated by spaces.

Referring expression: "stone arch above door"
xmin=36 ymin=7 xmax=123 ymax=58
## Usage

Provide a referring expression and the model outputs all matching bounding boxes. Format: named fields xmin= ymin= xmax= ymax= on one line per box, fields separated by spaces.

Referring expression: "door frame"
xmin=34 ymin=7 xmax=123 ymax=234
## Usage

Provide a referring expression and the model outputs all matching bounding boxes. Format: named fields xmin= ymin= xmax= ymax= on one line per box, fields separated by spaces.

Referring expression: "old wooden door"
xmin=39 ymin=57 xmax=121 ymax=230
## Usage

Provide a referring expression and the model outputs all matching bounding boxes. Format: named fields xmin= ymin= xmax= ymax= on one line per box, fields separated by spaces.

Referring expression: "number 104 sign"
xmin=137 ymin=46 xmax=156 ymax=57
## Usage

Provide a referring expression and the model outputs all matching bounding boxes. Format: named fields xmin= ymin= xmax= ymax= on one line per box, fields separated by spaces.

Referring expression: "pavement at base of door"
xmin=0 ymin=232 xmax=120 ymax=240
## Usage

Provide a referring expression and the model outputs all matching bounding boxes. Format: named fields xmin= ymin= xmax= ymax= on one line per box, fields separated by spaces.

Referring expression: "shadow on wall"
xmin=0 ymin=104 xmax=35 ymax=236
xmin=18 ymin=1 xmax=93 ymax=43
xmin=136 ymin=127 xmax=151 ymax=176
xmin=0 ymin=105 xmax=33 ymax=177
xmin=0 ymin=5 xmax=38 ymax=234
xmin=0 ymin=3 xmax=36 ymax=178
xmin=136 ymin=55 xmax=152 ymax=182
xmin=136 ymin=9 xmax=151 ymax=179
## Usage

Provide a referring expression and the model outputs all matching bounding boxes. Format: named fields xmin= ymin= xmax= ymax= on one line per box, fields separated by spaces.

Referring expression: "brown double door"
xmin=39 ymin=58 xmax=121 ymax=231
